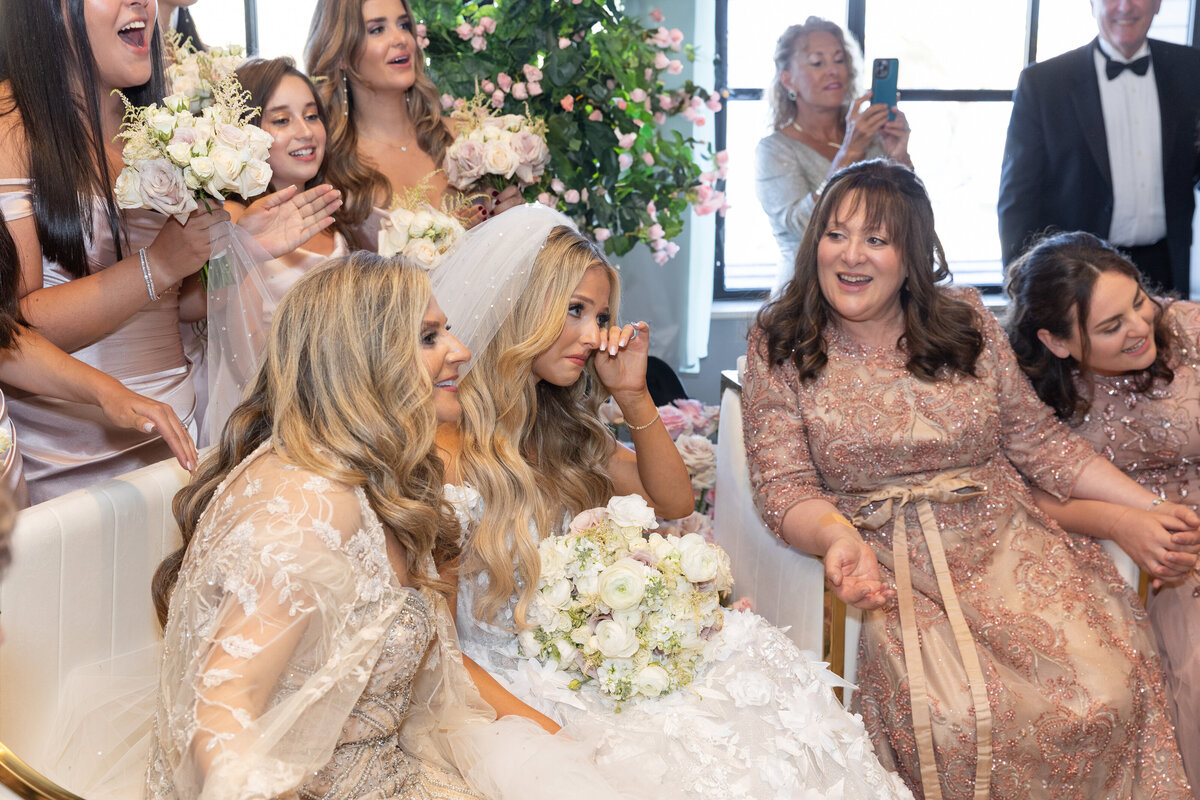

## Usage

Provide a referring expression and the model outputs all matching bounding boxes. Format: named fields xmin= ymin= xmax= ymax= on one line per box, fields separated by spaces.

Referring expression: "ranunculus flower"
xmin=553 ymin=638 xmax=578 ymax=665
xmin=634 ymin=664 xmax=671 ymax=697
xmin=594 ymin=618 xmax=639 ymax=658
xmin=677 ymin=534 xmax=719 ymax=582
xmin=542 ymin=578 xmax=573 ymax=609
xmin=138 ymin=158 xmax=198 ymax=221
xmin=598 ymin=558 xmax=647 ymax=611
xmin=606 ymin=494 xmax=657 ymax=530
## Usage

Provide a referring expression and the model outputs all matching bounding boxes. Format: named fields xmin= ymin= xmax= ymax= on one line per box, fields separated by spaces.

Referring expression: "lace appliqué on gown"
xmin=450 ymin=484 xmax=913 ymax=800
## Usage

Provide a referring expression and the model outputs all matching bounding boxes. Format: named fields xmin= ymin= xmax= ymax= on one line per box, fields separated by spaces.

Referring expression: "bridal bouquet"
xmin=377 ymin=182 xmax=469 ymax=269
xmin=165 ymin=32 xmax=246 ymax=113
xmin=519 ymin=494 xmax=733 ymax=703
xmin=444 ymin=96 xmax=550 ymax=192
xmin=113 ymin=76 xmax=273 ymax=223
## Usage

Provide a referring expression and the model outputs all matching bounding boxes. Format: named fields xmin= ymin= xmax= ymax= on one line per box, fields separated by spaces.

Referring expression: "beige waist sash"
xmin=851 ymin=469 xmax=991 ymax=800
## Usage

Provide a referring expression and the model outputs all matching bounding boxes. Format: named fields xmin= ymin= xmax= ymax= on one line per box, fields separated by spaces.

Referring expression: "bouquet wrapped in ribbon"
xmin=113 ymin=76 xmax=273 ymax=224
xmin=444 ymin=96 xmax=550 ymax=193
xmin=519 ymin=494 xmax=733 ymax=703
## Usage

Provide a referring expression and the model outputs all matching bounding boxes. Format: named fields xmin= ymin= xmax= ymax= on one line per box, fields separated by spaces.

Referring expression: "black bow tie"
xmin=1098 ymin=44 xmax=1151 ymax=80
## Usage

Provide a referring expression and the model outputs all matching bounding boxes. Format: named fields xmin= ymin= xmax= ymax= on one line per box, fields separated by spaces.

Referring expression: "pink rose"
xmin=440 ymin=93 xmax=455 ymax=110
xmin=416 ymin=23 xmax=427 ymax=37
xmin=497 ymin=72 xmax=512 ymax=91
xmin=715 ymin=149 xmax=729 ymax=166
xmin=137 ymin=158 xmax=198 ymax=222
xmin=569 ymin=507 xmax=609 ymax=535
xmin=445 ymin=140 xmax=486 ymax=189
xmin=559 ymin=37 xmax=571 ymax=49
xmin=617 ymin=132 xmax=637 ymax=149
xmin=673 ymin=399 xmax=714 ymax=436
xmin=706 ymin=94 xmax=723 ymax=112
xmin=649 ymin=7 xmax=664 ymax=22
xmin=616 ymin=98 xmax=627 ymax=110
xmin=551 ymin=177 xmax=566 ymax=194
xmin=729 ymin=597 xmax=755 ymax=613
xmin=472 ymin=23 xmax=485 ymax=36
xmin=630 ymin=88 xmax=646 ymax=103
xmin=668 ymin=28 xmax=685 ymax=50
xmin=453 ymin=97 xmax=467 ymax=110
xmin=527 ymin=81 xmax=543 ymax=96
xmin=654 ymin=52 xmax=670 ymax=70
xmin=560 ymin=95 xmax=575 ymax=112
xmin=491 ymin=89 xmax=506 ymax=108
xmin=668 ymin=59 xmax=683 ymax=75
xmin=537 ymin=192 xmax=555 ymax=207
xmin=510 ymin=130 xmax=550 ymax=184
xmin=564 ymin=189 xmax=580 ymax=204
xmin=618 ymin=152 xmax=633 ymax=170
xmin=658 ymin=404 xmax=691 ymax=438
xmin=647 ymin=223 xmax=664 ymax=239
xmin=512 ymin=82 xmax=528 ymax=100
xmin=522 ymin=64 xmax=543 ymax=82
xmin=654 ymin=112 xmax=666 ymax=125
xmin=642 ymin=152 xmax=655 ymax=167
xmin=479 ymin=16 xmax=497 ymax=34
xmin=659 ymin=93 xmax=674 ymax=110
xmin=594 ymin=227 xmax=611 ymax=242
xmin=455 ymin=22 xmax=473 ymax=39
xmin=481 ymin=79 xmax=496 ymax=94
xmin=653 ymin=251 xmax=670 ymax=265
xmin=471 ymin=35 xmax=486 ymax=52
xmin=647 ymin=200 xmax=657 ymax=218
xmin=588 ymin=109 xmax=603 ymax=121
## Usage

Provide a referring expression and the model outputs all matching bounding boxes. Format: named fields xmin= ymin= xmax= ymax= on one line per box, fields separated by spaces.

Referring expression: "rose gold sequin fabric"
xmin=1072 ymin=299 xmax=1200 ymax=793
xmin=742 ymin=288 xmax=1190 ymax=799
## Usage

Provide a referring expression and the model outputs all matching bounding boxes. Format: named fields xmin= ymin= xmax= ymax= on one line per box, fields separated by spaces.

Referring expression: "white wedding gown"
xmin=447 ymin=485 xmax=914 ymax=800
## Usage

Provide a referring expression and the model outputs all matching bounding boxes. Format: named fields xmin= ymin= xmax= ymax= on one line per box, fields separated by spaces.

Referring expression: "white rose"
xmin=597 ymin=558 xmax=646 ymax=611
xmin=612 ymin=608 xmax=642 ymax=630
xmin=677 ymin=535 xmax=719 ymax=583
xmin=137 ymin=158 xmax=197 ymax=221
xmin=574 ymin=574 xmax=598 ymax=600
xmin=182 ymin=165 xmax=204 ymax=190
xmin=539 ymin=540 xmax=568 ymax=582
xmin=237 ymin=158 xmax=272 ymax=199
xmin=727 ymin=670 xmax=774 ymax=707
xmin=606 ymin=495 xmax=657 ymax=530
xmin=481 ymin=139 xmax=519 ymax=180
xmin=208 ymin=145 xmax=244 ymax=194
xmin=148 ymin=107 xmax=177 ymax=137
xmin=646 ymin=532 xmax=675 ymax=562
xmin=163 ymin=92 xmax=191 ymax=113
xmin=409 ymin=209 xmax=435 ymax=237
xmin=245 ymin=125 xmax=274 ymax=161
xmin=379 ymin=223 xmax=409 ymax=257
xmin=594 ymin=618 xmax=639 ymax=658
xmin=541 ymin=578 xmax=573 ymax=609
xmin=633 ymin=664 xmax=671 ymax=697
xmin=214 ymin=122 xmax=251 ymax=151
xmin=401 ymin=237 xmax=440 ymax=270
xmin=517 ymin=629 xmax=540 ymax=657
xmin=188 ymin=156 xmax=216 ymax=182
xmin=165 ymin=141 xmax=193 ymax=166
xmin=192 ymin=118 xmax=215 ymax=145
xmin=114 ymin=167 xmax=144 ymax=208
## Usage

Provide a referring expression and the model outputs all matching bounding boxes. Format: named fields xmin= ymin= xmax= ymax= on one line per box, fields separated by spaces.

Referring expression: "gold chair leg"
xmin=0 ymin=742 xmax=84 ymax=800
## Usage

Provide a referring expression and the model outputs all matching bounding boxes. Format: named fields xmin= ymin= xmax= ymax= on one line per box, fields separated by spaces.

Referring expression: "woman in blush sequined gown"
xmin=0 ymin=0 xmax=338 ymax=501
xmin=1006 ymin=231 xmax=1200 ymax=796
xmin=743 ymin=160 xmax=1194 ymax=800
xmin=147 ymin=254 xmax=492 ymax=799
xmin=431 ymin=204 xmax=916 ymax=800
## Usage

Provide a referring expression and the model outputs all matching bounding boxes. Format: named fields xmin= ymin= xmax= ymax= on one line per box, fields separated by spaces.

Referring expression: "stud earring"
xmin=787 ymin=89 xmax=796 ymax=101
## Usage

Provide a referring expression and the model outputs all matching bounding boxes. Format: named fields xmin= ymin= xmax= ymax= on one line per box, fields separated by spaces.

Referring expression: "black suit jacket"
xmin=998 ymin=38 xmax=1200 ymax=290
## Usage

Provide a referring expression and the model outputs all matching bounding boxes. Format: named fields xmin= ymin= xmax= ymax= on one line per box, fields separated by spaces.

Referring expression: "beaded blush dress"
xmin=742 ymin=288 xmax=1190 ymax=800
xmin=1069 ymin=299 xmax=1200 ymax=794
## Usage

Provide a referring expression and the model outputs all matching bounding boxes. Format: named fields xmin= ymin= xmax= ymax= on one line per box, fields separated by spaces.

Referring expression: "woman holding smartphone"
xmin=754 ymin=16 xmax=912 ymax=288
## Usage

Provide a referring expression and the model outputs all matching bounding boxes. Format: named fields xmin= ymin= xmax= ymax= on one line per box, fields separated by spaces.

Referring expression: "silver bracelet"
xmin=1147 ymin=496 xmax=1167 ymax=511
xmin=139 ymin=248 xmax=159 ymax=301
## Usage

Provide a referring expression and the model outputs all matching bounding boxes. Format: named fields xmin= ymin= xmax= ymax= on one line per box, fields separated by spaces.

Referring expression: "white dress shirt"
xmin=1093 ymin=37 xmax=1167 ymax=247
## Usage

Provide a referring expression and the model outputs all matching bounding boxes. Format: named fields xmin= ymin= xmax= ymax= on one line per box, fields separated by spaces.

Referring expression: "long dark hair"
xmin=1004 ymin=231 xmax=1176 ymax=422
xmin=172 ymin=7 xmax=205 ymax=51
xmin=755 ymin=159 xmax=983 ymax=382
xmin=0 ymin=0 xmax=167 ymax=279
xmin=0 ymin=212 xmax=28 ymax=350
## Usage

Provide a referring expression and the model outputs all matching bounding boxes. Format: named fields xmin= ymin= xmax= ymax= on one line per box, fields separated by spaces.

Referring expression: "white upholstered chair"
xmin=0 ymin=457 xmax=189 ymax=800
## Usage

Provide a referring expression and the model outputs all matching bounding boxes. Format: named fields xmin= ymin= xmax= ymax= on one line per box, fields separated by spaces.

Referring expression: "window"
xmin=714 ymin=0 xmax=1199 ymax=299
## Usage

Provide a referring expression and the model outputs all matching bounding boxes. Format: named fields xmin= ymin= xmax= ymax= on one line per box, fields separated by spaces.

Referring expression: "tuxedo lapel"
xmin=1070 ymin=40 xmax=1112 ymax=189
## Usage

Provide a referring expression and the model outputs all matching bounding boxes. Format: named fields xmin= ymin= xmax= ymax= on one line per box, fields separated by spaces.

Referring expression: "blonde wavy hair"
xmin=769 ymin=17 xmax=861 ymax=131
xmin=153 ymin=253 xmax=457 ymax=626
xmin=304 ymin=0 xmax=454 ymax=227
xmin=456 ymin=226 xmax=620 ymax=628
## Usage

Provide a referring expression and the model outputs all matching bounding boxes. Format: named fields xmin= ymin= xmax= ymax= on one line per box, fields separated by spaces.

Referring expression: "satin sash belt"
xmin=851 ymin=469 xmax=992 ymax=800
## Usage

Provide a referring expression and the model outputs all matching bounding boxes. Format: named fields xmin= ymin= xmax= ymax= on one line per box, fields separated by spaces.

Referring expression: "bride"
xmin=432 ymin=204 xmax=914 ymax=799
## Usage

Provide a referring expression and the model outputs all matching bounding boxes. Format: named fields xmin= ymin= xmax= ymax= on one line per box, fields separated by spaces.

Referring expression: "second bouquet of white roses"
xmin=113 ymin=75 xmax=273 ymax=223
xmin=377 ymin=181 xmax=471 ymax=270
xmin=519 ymin=494 xmax=733 ymax=704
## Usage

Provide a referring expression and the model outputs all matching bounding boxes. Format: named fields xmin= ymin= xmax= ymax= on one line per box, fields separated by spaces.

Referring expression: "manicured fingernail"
xmin=492 ymin=190 xmax=500 ymax=197
xmin=619 ymin=338 xmax=628 ymax=347
xmin=143 ymin=422 xmax=154 ymax=433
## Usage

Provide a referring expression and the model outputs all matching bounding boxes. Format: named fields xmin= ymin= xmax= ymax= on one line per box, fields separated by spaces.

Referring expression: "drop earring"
xmin=341 ymin=70 xmax=350 ymax=117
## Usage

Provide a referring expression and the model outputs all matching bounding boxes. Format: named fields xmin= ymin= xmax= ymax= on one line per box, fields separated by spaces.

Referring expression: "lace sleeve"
xmin=149 ymin=454 xmax=406 ymax=800
xmin=968 ymin=289 xmax=1098 ymax=498
xmin=742 ymin=328 xmax=838 ymax=534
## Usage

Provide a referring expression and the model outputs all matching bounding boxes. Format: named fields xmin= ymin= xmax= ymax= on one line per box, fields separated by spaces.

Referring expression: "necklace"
xmin=791 ymin=120 xmax=840 ymax=148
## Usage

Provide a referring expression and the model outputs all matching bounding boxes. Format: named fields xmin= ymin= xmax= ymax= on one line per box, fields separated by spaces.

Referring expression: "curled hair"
xmin=768 ymin=17 xmax=860 ymax=131
xmin=456 ymin=227 xmax=619 ymax=628
xmin=1004 ymin=231 xmax=1175 ymax=422
xmin=305 ymin=0 xmax=454 ymax=227
xmin=755 ymin=159 xmax=983 ymax=382
xmin=153 ymin=253 xmax=458 ymax=626
xmin=0 ymin=0 xmax=166 ymax=278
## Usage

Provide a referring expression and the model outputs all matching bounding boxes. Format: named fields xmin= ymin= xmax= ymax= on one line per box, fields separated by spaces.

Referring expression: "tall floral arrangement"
xmin=413 ymin=0 xmax=728 ymax=263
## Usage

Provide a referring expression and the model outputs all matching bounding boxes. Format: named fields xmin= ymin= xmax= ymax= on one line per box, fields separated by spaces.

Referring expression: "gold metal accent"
xmin=0 ymin=742 xmax=83 ymax=800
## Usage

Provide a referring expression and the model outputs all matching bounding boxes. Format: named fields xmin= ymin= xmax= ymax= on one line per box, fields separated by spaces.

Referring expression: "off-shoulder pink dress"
xmin=0 ymin=180 xmax=193 ymax=504
xmin=743 ymin=288 xmax=1189 ymax=799
xmin=1070 ymin=299 xmax=1200 ymax=794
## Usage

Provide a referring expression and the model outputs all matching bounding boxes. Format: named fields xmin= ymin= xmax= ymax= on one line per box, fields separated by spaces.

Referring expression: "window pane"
xmin=255 ymin=0 xmax=320 ymax=64
xmin=1038 ymin=0 xmax=1190 ymax=63
xmin=902 ymin=101 xmax=1012 ymax=287
xmin=727 ymin=1 xmax=847 ymax=89
xmin=188 ymin=0 xmax=247 ymax=51
xmin=863 ymin=1 xmax=1025 ymax=90
xmin=721 ymin=98 xmax=782 ymax=292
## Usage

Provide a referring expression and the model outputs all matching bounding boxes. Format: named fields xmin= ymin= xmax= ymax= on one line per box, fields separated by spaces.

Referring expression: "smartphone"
xmin=871 ymin=58 xmax=899 ymax=121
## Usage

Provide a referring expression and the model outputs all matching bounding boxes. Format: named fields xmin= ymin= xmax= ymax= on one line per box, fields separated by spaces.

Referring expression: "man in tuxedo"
xmin=998 ymin=0 xmax=1200 ymax=294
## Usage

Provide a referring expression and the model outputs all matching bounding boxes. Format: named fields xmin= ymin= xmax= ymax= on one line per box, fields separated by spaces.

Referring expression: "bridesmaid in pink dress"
xmin=1006 ymin=230 xmax=1200 ymax=796
xmin=743 ymin=160 xmax=1194 ymax=799
xmin=0 ymin=0 xmax=339 ymax=503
